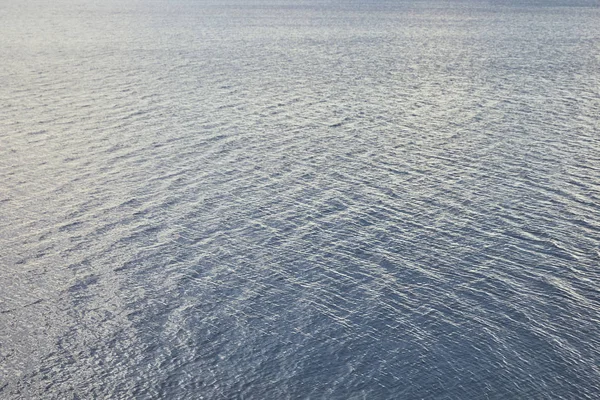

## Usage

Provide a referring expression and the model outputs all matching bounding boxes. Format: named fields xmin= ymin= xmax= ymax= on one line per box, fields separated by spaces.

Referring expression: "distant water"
xmin=1 ymin=0 xmax=599 ymax=398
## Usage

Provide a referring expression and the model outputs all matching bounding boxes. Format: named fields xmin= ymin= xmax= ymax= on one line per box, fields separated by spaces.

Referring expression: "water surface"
xmin=1 ymin=0 xmax=599 ymax=398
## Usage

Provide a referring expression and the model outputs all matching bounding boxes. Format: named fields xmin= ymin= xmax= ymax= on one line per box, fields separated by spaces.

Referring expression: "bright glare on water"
xmin=1 ymin=0 xmax=599 ymax=398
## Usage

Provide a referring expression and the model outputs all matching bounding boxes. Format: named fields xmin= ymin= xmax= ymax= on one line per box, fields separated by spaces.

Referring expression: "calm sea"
xmin=1 ymin=0 xmax=599 ymax=398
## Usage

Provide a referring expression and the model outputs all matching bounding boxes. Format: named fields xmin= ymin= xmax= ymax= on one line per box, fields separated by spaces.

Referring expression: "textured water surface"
xmin=1 ymin=0 xmax=600 ymax=398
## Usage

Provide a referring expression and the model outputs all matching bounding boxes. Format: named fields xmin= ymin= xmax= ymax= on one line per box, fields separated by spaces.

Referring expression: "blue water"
xmin=1 ymin=0 xmax=599 ymax=398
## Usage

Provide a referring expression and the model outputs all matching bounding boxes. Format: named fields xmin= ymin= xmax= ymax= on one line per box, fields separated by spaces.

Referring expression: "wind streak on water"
xmin=1 ymin=0 xmax=599 ymax=398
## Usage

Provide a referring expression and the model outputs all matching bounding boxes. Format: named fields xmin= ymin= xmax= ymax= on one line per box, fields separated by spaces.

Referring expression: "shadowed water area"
xmin=1 ymin=0 xmax=600 ymax=398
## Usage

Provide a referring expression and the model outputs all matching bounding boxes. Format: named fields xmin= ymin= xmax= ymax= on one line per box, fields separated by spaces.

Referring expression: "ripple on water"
xmin=1 ymin=0 xmax=600 ymax=399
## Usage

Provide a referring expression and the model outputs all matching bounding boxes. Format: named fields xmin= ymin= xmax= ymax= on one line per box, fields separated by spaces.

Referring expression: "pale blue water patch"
xmin=1 ymin=0 xmax=599 ymax=398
